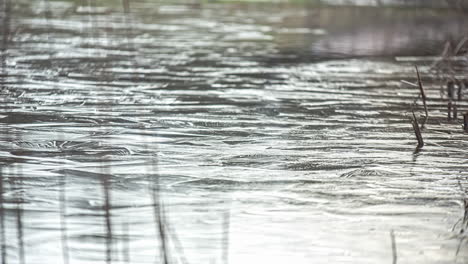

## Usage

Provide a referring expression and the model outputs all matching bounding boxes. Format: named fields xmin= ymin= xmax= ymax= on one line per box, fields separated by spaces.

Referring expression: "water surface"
xmin=1 ymin=1 xmax=468 ymax=263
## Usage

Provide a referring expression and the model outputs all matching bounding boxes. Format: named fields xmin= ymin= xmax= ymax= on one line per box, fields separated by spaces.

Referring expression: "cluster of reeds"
xmin=433 ymin=39 xmax=468 ymax=129
xmin=421 ymin=38 xmax=468 ymax=258
xmin=407 ymin=38 xmax=468 ymax=151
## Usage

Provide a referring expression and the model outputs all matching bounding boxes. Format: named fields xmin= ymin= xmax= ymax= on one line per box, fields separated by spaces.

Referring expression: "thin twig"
xmin=149 ymin=153 xmax=169 ymax=264
xmin=411 ymin=108 xmax=424 ymax=149
xmin=457 ymin=178 xmax=468 ymax=232
xmin=223 ymin=209 xmax=230 ymax=264
xmin=165 ymin=220 xmax=189 ymax=264
xmin=464 ymin=112 xmax=468 ymax=131
xmin=0 ymin=0 xmax=9 ymax=261
xmin=102 ymin=174 xmax=113 ymax=264
xmin=447 ymin=80 xmax=454 ymax=99
xmin=415 ymin=66 xmax=428 ymax=121
xmin=0 ymin=167 xmax=5 ymax=264
xmin=448 ymin=101 xmax=453 ymax=120
xmin=122 ymin=221 xmax=130 ymax=264
xmin=454 ymin=36 xmax=468 ymax=55
xmin=10 ymin=169 xmax=25 ymax=264
xmin=390 ymin=230 xmax=397 ymax=264
xmin=59 ymin=175 xmax=69 ymax=264
xmin=431 ymin=41 xmax=451 ymax=69
xmin=400 ymin=80 xmax=418 ymax=87
xmin=455 ymin=176 xmax=468 ymax=260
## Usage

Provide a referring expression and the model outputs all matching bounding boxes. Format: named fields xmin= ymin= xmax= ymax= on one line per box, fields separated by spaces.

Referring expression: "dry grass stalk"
xmin=464 ymin=112 xmax=468 ymax=131
xmin=415 ymin=66 xmax=428 ymax=119
xmin=411 ymin=109 xmax=424 ymax=149
xmin=457 ymin=79 xmax=465 ymax=101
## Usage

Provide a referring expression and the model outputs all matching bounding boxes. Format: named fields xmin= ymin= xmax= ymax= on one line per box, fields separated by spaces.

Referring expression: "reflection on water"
xmin=308 ymin=7 xmax=468 ymax=57
xmin=271 ymin=5 xmax=468 ymax=60
xmin=0 ymin=0 xmax=468 ymax=263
